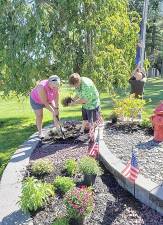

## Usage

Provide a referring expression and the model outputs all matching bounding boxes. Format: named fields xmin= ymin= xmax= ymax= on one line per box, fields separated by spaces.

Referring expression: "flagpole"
xmin=140 ymin=0 xmax=149 ymax=68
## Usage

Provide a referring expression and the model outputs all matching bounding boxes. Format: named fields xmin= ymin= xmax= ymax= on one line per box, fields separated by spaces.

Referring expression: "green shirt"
xmin=75 ymin=77 xmax=100 ymax=110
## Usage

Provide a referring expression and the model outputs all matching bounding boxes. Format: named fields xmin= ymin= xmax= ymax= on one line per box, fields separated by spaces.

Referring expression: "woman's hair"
xmin=48 ymin=75 xmax=60 ymax=86
xmin=135 ymin=68 xmax=146 ymax=77
xmin=69 ymin=73 xmax=81 ymax=85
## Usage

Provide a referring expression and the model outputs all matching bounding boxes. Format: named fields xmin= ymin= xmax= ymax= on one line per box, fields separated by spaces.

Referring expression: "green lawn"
xmin=0 ymin=78 xmax=162 ymax=177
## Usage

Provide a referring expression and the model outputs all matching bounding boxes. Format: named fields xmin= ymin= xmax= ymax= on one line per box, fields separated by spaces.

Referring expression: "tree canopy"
xmin=0 ymin=0 xmax=140 ymax=96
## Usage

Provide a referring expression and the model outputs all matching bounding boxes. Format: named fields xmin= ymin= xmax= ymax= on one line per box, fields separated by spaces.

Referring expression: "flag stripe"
xmin=121 ymin=152 xmax=139 ymax=183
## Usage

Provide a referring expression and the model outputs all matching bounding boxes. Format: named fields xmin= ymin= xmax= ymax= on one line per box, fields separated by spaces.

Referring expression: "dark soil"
xmin=40 ymin=121 xmax=89 ymax=145
xmin=27 ymin=121 xmax=163 ymax=225
xmin=105 ymin=121 xmax=154 ymax=135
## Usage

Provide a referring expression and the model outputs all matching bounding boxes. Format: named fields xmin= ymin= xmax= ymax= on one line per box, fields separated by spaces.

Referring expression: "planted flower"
xmin=64 ymin=186 xmax=94 ymax=225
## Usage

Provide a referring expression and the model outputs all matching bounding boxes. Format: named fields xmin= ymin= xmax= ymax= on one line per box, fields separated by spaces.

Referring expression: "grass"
xmin=0 ymin=78 xmax=163 ymax=177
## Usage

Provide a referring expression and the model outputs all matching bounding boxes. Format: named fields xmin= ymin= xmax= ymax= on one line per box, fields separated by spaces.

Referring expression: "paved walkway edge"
xmin=98 ymin=126 xmax=163 ymax=216
xmin=0 ymin=132 xmax=40 ymax=225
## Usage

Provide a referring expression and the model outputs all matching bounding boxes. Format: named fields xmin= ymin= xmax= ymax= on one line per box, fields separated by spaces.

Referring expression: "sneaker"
xmin=61 ymin=127 xmax=66 ymax=132
xmin=56 ymin=128 xmax=62 ymax=135
xmin=38 ymin=133 xmax=44 ymax=139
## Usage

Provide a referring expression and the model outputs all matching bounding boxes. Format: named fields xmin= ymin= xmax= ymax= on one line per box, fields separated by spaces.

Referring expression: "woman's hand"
xmin=68 ymin=98 xmax=87 ymax=106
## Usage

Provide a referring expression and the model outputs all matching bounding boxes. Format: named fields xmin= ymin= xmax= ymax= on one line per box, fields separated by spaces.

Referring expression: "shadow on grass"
xmin=0 ymin=117 xmax=36 ymax=177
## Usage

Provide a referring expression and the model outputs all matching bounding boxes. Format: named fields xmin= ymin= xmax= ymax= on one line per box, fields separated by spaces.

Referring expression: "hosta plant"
xmin=64 ymin=186 xmax=94 ymax=219
xmin=19 ymin=177 xmax=54 ymax=213
xmin=31 ymin=159 xmax=54 ymax=176
xmin=64 ymin=159 xmax=77 ymax=176
xmin=53 ymin=176 xmax=75 ymax=194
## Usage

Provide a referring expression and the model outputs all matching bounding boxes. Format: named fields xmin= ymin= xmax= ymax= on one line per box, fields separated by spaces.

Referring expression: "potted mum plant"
xmin=78 ymin=156 xmax=102 ymax=186
xmin=64 ymin=186 xmax=94 ymax=225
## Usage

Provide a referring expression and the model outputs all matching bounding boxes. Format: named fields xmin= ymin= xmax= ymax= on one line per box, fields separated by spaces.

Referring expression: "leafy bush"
xmin=64 ymin=159 xmax=77 ymax=176
xmin=64 ymin=186 xmax=94 ymax=219
xmin=19 ymin=177 xmax=54 ymax=213
xmin=52 ymin=217 xmax=69 ymax=225
xmin=113 ymin=94 xmax=146 ymax=122
xmin=31 ymin=159 xmax=54 ymax=176
xmin=78 ymin=156 xmax=102 ymax=176
xmin=140 ymin=118 xmax=151 ymax=128
xmin=53 ymin=176 xmax=75 ymax=194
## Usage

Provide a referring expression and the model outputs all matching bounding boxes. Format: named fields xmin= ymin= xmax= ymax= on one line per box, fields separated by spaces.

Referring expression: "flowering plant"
xmin=64 ymin=186 xmax=94 ymax=219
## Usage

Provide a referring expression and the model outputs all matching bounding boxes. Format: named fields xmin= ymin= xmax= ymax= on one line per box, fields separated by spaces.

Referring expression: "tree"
xmin=0 ymin=0 xmax=139 ymax=96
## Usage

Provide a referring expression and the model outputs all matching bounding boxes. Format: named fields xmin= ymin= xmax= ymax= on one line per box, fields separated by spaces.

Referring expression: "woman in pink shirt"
xmin=30 ymin=75 xmax=60 ymax=138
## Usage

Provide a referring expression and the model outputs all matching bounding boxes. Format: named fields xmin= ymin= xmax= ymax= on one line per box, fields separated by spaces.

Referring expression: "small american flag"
xmin=89 ymin=124 xmax=95 ymax=142
xmin=88 ymin=129 xmax=99 ymax=158
xmin=96 ymin=113 xmax=104 ymax=127
xmin=89 ymin=141 xmax=99 ymax=158
xmin=122 ymin=151 xmax=139 ymax=183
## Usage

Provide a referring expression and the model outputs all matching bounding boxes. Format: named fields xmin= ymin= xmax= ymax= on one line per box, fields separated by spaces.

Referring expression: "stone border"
xmin=98 ymin=125 xmax=163 ymax=216
xmin=0 ymin=132 xmax=41 ymax=225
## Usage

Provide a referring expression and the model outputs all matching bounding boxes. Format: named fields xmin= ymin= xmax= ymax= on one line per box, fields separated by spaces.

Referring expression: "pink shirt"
xmin=30 ymin=80 xmax=58 ymax=104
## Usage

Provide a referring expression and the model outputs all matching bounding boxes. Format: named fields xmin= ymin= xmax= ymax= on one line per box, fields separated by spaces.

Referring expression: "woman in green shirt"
xmin=68 ymin=73 xmax=100 ymax=133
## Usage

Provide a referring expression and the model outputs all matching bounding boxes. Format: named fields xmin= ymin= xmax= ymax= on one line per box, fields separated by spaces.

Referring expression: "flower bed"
xmin=20 ymin=121 xmax=163 ymax=225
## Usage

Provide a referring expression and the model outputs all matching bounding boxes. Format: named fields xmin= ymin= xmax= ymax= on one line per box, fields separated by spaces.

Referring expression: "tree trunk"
xmin=151 ymin=18 xmax=156 ymax=57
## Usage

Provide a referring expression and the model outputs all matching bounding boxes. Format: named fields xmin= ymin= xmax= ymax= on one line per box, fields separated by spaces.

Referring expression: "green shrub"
xmin=31 ymin=159 xmax=54 ymax=176
xmin=113 ymin=94 xmax=146 ymax=122
xmin=78 ymin=156 xmax=102 ymax=175
xmin=52 ymin=217 xmax=69 ymax=225
xmin=19 ymin=177 xmax=54 ymax=213
xmin=53 ymin=176 xmax=75 ymax=194
xmin=140 ymin=118 xmax=151 ymax=128
xmin=64 ymin=159 xmax=77 ymax=176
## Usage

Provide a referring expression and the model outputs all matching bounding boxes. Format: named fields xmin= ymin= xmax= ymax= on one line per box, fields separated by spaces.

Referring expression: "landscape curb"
xmin=98 ymin=125 xmax=163 ymax=216
xmin=0 ymin=132 xmax=40 ymax=225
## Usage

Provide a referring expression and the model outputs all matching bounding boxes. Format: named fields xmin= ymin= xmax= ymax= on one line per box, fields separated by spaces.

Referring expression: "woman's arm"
xmin=70 ymin=96 xmax=87 ymax=106
xmin=54 ymin=89 xmax=59 ymax=108
xmin=38 ymin=86 xmax=55 ymax=113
